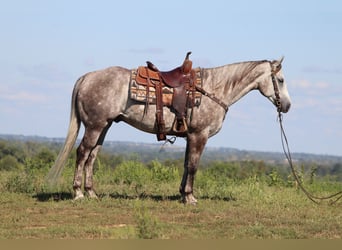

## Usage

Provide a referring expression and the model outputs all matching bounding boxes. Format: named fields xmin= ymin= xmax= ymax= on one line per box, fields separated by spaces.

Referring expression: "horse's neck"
xmin=203 ymin=61 xmax=267 ymax=107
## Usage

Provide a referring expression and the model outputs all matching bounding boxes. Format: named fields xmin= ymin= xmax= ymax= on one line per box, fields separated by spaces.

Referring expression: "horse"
xmin=47 ymin=56 xmax=291 ymax=204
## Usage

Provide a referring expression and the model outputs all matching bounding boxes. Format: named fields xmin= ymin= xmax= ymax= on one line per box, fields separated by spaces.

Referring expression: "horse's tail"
xmin=46 ymin=77 xmax=82 ymax=185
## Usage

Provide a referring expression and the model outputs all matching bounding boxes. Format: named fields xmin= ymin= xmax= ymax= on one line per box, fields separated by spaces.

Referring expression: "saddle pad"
xmin=130 ymin=68 xmax=202 ymax=107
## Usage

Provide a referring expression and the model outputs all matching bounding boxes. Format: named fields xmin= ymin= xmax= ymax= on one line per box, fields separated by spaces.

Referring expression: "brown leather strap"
xmin=155 ymin=73 xmax=166 ymax=141
xmin=144 ymin=68 xmax=151 ymax=118
xmin=189 ymin=70 xmax=196 ymax=107
xmin=195 ymin=85 xmax=229 ymax=112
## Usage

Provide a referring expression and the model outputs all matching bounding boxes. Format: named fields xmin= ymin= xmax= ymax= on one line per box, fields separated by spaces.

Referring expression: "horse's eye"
xmin=278 ymin=78 xmax=284 ymax=84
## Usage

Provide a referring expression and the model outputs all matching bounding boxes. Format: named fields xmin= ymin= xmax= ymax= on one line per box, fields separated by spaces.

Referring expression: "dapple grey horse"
xmin=47 ymin=57 xmax=291 ymax=204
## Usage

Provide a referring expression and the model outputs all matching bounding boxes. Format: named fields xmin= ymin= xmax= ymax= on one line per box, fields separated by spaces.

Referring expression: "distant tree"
xmin=0 ymin=155 xmax=21 ymax=171
xmin=331 ymin=163 xmax=342 ymax=181
xmin=36 ymin=148 xmax=56 ymax=163
xmin=25 ymin=148 xmax=56 ymax=170
xmin=0 ymin=140 xmax=26 ymax=164
xmin=205 ymin=161 xmax=239 ymax=180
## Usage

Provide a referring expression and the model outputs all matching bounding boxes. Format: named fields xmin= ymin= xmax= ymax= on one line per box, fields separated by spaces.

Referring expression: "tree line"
xmin=0 ymin=139 xmax=341 ymax=181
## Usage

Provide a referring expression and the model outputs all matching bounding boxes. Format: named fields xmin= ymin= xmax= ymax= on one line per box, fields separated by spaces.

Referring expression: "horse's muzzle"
xmin=281 ymin=101 xmax=291 ymax=113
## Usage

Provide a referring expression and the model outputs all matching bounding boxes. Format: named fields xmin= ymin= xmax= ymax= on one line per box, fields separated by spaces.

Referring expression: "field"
xmin=0 ymin=158 xmax=341 ymax=239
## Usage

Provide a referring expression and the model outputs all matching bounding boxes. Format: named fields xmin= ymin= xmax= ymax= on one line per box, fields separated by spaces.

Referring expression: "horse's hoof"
xmin=182 ymin=194 xmax=198 ymax=205
xmin=74 ymin=188 xmax=85 ymax=200
xmin=86 ymin=189 xmax=99 ymax=200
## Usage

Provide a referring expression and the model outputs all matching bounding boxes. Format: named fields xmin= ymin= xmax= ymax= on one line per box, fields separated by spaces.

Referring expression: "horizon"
xmin=1 ymin=133 xmax=342 ymax=158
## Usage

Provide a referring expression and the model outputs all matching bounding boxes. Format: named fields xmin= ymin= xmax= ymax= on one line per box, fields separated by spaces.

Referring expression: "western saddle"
xmin=133 ymin=52 xmax=200 ymax=141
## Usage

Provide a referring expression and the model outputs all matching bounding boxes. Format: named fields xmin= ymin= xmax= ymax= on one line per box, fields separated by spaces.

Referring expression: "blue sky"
xmin=0 ymin=0 xmax=341 ymax=155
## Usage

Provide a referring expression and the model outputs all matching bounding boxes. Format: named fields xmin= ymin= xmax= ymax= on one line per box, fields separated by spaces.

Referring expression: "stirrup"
xmin=172 ymin=117 xmax=188 ymax=133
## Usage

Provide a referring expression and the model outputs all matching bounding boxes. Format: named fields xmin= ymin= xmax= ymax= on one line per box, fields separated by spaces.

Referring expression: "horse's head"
xmin=258 ymin=57 xmax=291 ymax=113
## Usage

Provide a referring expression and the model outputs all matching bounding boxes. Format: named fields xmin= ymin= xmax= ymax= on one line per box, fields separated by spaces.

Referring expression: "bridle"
xmin=271 ymin=74 xmax=282 ymax=113
xmin=270 ymin=64 xmax=282 ymax=113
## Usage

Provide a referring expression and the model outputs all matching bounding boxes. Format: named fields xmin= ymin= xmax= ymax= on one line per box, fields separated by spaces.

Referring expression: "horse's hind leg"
xmin=83 ymin=144 xmax=102 ymax=198
xmin=84 ymin=123 xmax=111 ymax=198
xmin=73 ymin=123 xmax=111 ymax=199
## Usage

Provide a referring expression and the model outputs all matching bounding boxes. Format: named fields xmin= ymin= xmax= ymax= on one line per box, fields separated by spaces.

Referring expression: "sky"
xmin=0 ymin=0 xmax=341 ymax=156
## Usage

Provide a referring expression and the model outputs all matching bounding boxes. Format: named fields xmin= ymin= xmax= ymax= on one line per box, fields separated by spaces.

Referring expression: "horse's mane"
xmin=228 ymin=60 xmax=268 ymax=89
xmin=204 ymin=60 xmax=268 ymax=90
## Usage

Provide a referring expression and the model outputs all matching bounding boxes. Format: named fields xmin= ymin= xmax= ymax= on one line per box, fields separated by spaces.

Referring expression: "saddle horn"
xmin=185 ymin=51 xmax=192 ymax=60
xmin=182 ymin=52 xmax=192 ymax=74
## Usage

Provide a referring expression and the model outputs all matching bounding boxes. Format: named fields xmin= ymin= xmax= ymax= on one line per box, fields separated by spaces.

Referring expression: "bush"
xmin=4 ymin=171 xmax=47 ymax=194
xmin=148 ymin=160 xmax=179 ymax=183
xmin=204 ymin=161 xmax=239 ymax=180
xmin=195 ymin=169 xmax=236 ymax=200
xmin=112 ymin=161 xmax=152 ymax=195
xmin=0 ymin=155 xmax=22 ymax=171
xmin=2 ymin=148 xmax=57 ymax=194
xmin=267 ymin=169 xmax=284 ymax=186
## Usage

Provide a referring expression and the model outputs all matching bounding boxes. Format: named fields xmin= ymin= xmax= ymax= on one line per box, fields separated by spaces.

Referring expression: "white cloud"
xmin=286 ymin=78 xmax=342 ymax=122
xmin=292 ymin=98 xmax=319 ymax=109
xmin=5 ymin=91 xmax=48 ymax=103
xmin=0 ymin=85 xmax=48 ymax=104
xmin=315 ymin=81 xmax=330 ymax=89
xmin=290 ymin=79 xmax=330 ymax=90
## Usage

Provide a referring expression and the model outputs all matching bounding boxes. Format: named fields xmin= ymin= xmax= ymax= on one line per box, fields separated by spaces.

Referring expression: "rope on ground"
xmin=277 ymin=112 xmax=342 ymax=205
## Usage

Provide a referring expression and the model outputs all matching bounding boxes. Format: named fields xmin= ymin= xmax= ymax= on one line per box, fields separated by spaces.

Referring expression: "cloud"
xmin=293 ymin=76 xmax=342 ymax=118
xmin=287 ymin=79 xmax=342 ymax=117
xmin=0 ymin=90 xmax=48 ymax=103
xmin=292 ymin=98 xmax=319 ymax=109
xmin=8 ymin=92 xmax=47 ymax=102
xmin=0 ymin=84 xmax=48 ymax=103
xmin=290 ymin=79 xmax=330 ymax=90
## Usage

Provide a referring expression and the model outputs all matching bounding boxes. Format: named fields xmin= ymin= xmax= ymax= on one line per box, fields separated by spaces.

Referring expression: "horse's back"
xmin=79 ymin=66 xmax=130 ymax=86
xmin=77 ymin=66 xmax=130 ymax=99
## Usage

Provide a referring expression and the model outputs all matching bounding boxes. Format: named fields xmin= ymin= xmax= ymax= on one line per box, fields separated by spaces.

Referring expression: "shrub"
xmin=195 ymin=169 xmax=236 ymax=200
xmin=204 ymin=161 xmax=239 ymax=180
xmin=0 ymin=155 xmax=22 ymax=171
xmin=267 ymin=169 xmax=284 ymax=186
xmin=112 ymin=161 xmax=152 ymax=195
xmin=148 ymin=160 xmax=179 ymax=183
xmin=4 ymin=171 xmax=47 ymax=194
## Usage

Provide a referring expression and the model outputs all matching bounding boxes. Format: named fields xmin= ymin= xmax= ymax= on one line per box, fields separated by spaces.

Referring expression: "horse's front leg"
xmin=180 ymin=131 xmax=208 ymax=205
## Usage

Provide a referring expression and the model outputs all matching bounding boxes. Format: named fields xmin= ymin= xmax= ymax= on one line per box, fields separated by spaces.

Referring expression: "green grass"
xmin=0 ymin=188 xmax=341 ymax=239
xmin=0 ymin=160 xmax=341 ymax=239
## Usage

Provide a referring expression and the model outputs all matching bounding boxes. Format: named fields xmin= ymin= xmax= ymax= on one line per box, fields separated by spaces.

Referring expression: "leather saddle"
xmin=134 ymin=52 xmax=199 ymax=141
xmin=146 ymin=51 xmax=193 ymax=88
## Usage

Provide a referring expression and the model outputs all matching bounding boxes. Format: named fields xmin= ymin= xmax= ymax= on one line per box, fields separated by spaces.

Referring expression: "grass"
xmin=0 ymin=184 xmax=341 ymax=239
xmin=0 ymin=160 xmax=341 ymax=239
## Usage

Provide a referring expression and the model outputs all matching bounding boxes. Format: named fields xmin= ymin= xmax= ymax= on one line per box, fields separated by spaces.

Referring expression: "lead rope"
xmin=277 ymin=111 xmax=342 ymax=205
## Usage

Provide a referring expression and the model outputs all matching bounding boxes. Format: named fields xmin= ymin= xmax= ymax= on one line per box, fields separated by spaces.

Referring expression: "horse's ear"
xmin=278 ymin=56 xmax=284 ymax=64
xmin=271 ymin=56 xmax=284 ymax=73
